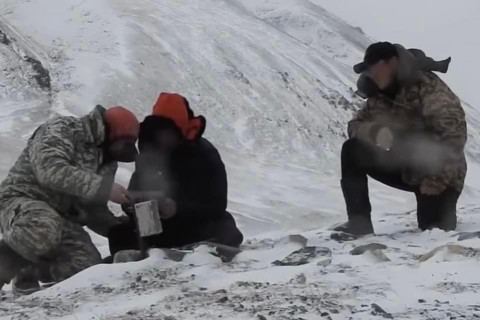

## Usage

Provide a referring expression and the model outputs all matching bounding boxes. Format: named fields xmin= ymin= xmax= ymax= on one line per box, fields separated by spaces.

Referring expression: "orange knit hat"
xmin=104 ymin=106 xmax=140 ymax=140
xmin=152 ymin=93 xmax=204 ymax=140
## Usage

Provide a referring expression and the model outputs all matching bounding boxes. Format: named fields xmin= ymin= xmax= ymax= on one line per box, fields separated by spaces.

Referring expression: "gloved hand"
xmin=109 ymin=183 xmax=130 ymax=204
xmin=158 ymin=198 xmax=177 ymax=220
xmin=375 ymin=127 xmax=394 ymax=150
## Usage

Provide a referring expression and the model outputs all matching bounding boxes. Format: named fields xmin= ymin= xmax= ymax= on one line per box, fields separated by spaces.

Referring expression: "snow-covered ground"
xmin=0 ymin=0 xmax=480 ymax=319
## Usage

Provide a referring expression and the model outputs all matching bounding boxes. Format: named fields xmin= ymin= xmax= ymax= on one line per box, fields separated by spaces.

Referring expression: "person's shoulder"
xmin=48 ymin=114 xmax=79 ymax=128
xmin=194 ymin=138 xmax=223 ymax=161
xmin=418 ymin=71 xmax=450 ymax=91
xmin=34 ymin=115 xmax=80 ymax=139
xmin=418 ymin=71 xmax=459 ymax=100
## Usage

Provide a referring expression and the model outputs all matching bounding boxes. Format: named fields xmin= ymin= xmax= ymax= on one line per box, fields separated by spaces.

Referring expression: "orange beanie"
xmin=152 ymin=93 xmax=203 ymax=140
xmin=104 ymin=106 xmax=140 ymax=140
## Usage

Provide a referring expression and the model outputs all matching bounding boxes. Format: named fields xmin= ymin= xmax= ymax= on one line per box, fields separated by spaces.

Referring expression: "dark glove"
xmin=121 ymin=201 xmax=135 ymax=218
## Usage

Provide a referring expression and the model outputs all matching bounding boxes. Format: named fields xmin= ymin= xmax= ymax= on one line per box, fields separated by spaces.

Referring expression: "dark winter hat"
xmin=104 ymin=106 xmax=140 ymax=140
xmin=354 ymin=42 xmax=398 ymax=74
xmin=152 ymin=93 xmax=205 ymax=140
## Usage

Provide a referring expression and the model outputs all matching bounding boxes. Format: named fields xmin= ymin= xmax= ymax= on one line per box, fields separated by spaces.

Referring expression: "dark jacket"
xmin=126 ymin=116 xmax=228 ymax=225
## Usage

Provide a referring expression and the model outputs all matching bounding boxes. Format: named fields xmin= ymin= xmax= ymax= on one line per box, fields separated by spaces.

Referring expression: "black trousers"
xmin=108 ymin=212 xmax=244 ymax=256
xmin=341 ymin=138 xmax=460 ymax=231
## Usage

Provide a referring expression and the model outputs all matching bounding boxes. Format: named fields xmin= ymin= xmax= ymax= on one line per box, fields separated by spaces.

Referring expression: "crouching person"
xmin=108 ymin=93 xmax=243 ymax=257
xmin=0 ymin=105 xmax=139 ymax=294
xmin=336 ymin=42 xmax=467 ymax=236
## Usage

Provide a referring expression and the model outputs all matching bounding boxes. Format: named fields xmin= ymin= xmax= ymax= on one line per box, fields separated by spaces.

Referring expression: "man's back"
xmin=0 ymin=107 xmax=116 ymax=220
xmin=130 ymin=137 xmax=228 ymax=222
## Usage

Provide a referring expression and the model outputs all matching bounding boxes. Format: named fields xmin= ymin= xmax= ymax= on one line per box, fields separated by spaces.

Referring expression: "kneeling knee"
xmin=230 ymin=229 xmax=244 ymax=247
xmin=341 ymin=138 xmax=364 ymax=158
xmin=6 ymin=219 xmax=63 ymax=261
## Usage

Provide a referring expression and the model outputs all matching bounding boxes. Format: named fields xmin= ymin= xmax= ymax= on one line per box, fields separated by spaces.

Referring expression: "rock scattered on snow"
xmin=273 ymin=247 xmax=331 ymax=266
xmin=330 ymin=232 xmax=357 ymax=242
xmin=418 ymin=244 xmax=480 ymax=262
xmin=371 ymin=303 xmax=394 ymax=319
xmin=456 ymin=231 xmax=480 ymax=241
xmin=275 ymin=234 xmax=308 ymax=247
xmin=113 ymin=250 xmax=145 ymax=263
xmin=350 ymin=243 xmax=388 ymax=255
xmin=317 ymin=258 xmax=332 ymax=267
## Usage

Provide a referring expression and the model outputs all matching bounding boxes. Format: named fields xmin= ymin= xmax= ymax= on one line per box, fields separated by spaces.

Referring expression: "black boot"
xmin=0 ymin=241 xmax=30 ymax=290
xmin=334 ymin=179 xmax=374 ymax=236
xmin=12 ymin=266 xmax=41 ymax=296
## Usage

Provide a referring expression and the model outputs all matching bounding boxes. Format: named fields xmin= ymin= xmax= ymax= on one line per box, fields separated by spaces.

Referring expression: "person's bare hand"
xmin=110 ymin=183 xmax=130 ymax=204
xmin=376 ymin=127 xmax=394 ymax=150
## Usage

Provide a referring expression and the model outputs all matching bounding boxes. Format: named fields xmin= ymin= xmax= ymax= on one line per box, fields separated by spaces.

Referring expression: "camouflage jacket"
xmin=0 ymin=106 xmax=119 ymax=235
xmin=349 ymin=63 xmax=467 ymax=194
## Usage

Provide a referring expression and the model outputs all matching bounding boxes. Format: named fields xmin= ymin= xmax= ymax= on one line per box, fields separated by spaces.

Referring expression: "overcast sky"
xmin=313 ymin=0 xmax=480 ymax=108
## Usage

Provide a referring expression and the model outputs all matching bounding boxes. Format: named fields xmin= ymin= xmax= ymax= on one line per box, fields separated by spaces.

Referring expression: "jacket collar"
xmin=81 ymin=105 xmax=107 ymax=146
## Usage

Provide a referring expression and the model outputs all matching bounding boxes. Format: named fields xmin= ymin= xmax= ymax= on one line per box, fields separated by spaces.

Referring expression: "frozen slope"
xmin=1 ymin=0 xmax=480 ymax=319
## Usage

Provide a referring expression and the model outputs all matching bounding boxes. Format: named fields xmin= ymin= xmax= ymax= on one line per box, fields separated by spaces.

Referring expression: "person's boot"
xmin=334 ymin=179 xmax=374 ymax=236
xmin=12 ymin=266 xmax=41 ymax=296
xmin=0 ymin=241 xmax=30 ymax=290
xmin=333 ymin=216 xmax=374 ymax=236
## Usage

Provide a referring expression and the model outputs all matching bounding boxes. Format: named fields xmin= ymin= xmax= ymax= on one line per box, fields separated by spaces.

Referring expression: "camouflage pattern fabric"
xmin=0 ymin=106 xmax=118 ymax=229
xmin=0 ymin=106 xmax=118 ymax=282
xmin=2 ymin=198 xmax=101 ymax=282
xmin=348 ymin=71 xmax=467 ymax=194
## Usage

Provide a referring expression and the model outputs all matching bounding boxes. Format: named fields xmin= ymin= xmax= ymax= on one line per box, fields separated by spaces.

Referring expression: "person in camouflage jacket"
xmin=0 ymin=105 xmax=139 ymax=294
xmin=335 ymin=42 xmax=467 ymax=236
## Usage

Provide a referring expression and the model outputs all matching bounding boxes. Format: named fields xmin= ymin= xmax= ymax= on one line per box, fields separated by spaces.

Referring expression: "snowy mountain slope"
xmin=0 ymin=0 xmax=371 ymax=164
xmin=0 ymin=29 xmax=52 ymax=175
xmin=0 ymin=0 xmax=480 ymax=319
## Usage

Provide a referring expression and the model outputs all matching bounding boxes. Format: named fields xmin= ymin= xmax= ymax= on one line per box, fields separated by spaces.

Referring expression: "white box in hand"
xmin=134 ymin=200 xmax=163 ymax=237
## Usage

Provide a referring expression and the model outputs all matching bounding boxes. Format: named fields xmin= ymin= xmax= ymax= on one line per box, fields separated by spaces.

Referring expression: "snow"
xmin=0 ymin=0 xmax=479 ymax=319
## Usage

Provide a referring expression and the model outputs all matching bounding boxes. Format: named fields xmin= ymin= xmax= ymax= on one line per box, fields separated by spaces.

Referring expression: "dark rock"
xmin=330 ymin=232 xmax=357 ymax=242
xmin=273 ymin=247 xmax=331 ymax=266
xmin=418 ymin=299 xmax=426 ymax=303
xmin=0 ymin=30 xmax=10 ymax=45
xmin=24 ymin=57 xmax=51 ymax=91
xmin=371 ymin=303 xmax=393 ymax=319
xmin=257 ymin=315 xmax=267 ymax=320
xmin=457 ymin=231 xmax=480 ymax=241
xmin=217 ymin=296 xmax=229 ymax=303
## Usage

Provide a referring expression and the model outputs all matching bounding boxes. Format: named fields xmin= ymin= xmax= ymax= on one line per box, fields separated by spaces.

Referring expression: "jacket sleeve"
xmin=175 ymin=149 xmax=228 ymax=221
xmin=28 ymin=118 xmax=110 ymax=202
xmin=419 ymin=74 xmax=467 ymax=192
xmin=347 ymin=100 xmax=381 ymax=143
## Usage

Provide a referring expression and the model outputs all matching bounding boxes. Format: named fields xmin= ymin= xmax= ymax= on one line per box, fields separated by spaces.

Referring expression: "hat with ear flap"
xmin=151 ymin=93 xmax=206 ymax=140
